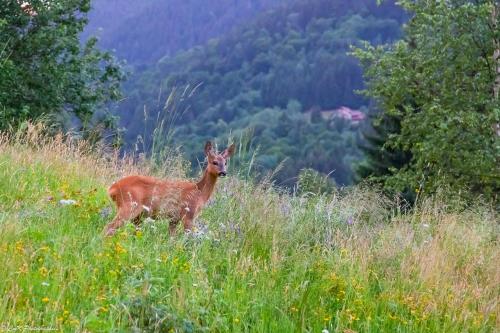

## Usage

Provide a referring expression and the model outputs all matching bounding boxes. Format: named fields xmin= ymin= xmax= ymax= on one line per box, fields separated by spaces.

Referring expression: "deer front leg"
xmin=181 ymin=207 xmax=195 ymax=231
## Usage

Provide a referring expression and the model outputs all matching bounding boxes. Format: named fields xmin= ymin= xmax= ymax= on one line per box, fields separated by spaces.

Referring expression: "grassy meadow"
xmin=0 ymin=127 xmax=498 ymax=332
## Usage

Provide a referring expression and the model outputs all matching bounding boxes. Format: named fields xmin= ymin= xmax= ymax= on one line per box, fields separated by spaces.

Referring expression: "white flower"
xmin=59 ymin=199 xmax=77 ymax=205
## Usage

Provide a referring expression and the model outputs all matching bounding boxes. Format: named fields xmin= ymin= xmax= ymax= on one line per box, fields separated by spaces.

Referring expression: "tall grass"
xmin=0 ymin=125 xmax=498 ymax=332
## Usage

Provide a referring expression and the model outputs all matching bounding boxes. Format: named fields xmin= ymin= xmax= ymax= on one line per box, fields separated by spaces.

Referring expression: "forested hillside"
xmin=115 ymin=0 xmax=405 ymax=186
xmin=83 ymin=0 xmax=289 ymax=66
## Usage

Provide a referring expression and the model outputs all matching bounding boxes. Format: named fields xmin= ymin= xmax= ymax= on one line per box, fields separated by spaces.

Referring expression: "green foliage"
xmin=0 ymin=127 xmax=498 ymax=333
xmin=83 ymin=0 xmax=289 ymax=65
xmin=0 ymin=0 xmax=124 ymax=132
xmin=297 ymin=168 xmax=336 ymax=196
xmin=119 ymin=0 xmax=405 ymax=186
xmin=354 ymin=0 xmax=500 ymax=200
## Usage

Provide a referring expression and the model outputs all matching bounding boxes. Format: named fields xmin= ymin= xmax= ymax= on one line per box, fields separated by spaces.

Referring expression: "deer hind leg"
xmin=169 ymin=221 xmax=179 ymax=236
xmin=104 ymin=203 xmax=143 ymax=236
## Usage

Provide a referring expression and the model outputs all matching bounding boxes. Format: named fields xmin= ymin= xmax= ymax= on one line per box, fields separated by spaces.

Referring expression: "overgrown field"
xmin=0 ymin=128 xmax=498 ymax=332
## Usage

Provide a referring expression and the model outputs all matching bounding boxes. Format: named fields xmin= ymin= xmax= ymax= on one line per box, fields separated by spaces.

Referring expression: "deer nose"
xmin=218 ymin=171 xmax=227 ymax=177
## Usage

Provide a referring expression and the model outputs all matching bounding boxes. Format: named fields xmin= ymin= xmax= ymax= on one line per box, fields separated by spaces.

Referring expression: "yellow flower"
xmin=233 ymin=318 xmax=240 ymax=323
xmin=290 ymin=306 xmax=299 ymax=313
xmin=114 ymin=242 xmax=127 ymax=254
xmin=42 ymin=297 xmax=50 ymax=303
xmin=18 ymin=263 xmax=28 ymax=274
xmin=39 ymin=266 xmax=48 ymax=277
xmin=15 ymin=241 xmax=24 ymax=254
xmin=323 ymin=315 xmax=332 ymax=322
xmin=69 ymin=319 xmax=79 ymax=326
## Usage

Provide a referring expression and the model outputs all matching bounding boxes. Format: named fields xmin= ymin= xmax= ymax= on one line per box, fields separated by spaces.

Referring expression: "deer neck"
xmin=196 ymin=170 xmax=218 ymax=202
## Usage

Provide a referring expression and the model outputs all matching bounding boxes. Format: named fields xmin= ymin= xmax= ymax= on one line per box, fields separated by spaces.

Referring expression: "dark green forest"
xmin=112 ymin=0 xmax=406 ymax=186
xmin=83 ymin=0 xmax=291 ymax=66
xmin=2 ymin=0 xmax=498 ymax=200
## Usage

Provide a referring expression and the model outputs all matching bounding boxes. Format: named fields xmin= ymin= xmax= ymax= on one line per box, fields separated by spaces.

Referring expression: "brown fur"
xmin=104 ymin=141 xmax=235 ymax=236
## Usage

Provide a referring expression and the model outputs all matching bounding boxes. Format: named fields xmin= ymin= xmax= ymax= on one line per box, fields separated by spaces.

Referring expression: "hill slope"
xmin=0 ymin=127 xmax=498 ymax=332
xmin=117 ymin=0 xmax=406 ymax=186
xmin=83 ymin=0 xmax=291 ymax=65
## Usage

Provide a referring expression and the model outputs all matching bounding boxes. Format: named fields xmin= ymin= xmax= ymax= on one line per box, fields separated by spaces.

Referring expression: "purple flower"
xmin=346 ymin=216 xmax=354 ymax=225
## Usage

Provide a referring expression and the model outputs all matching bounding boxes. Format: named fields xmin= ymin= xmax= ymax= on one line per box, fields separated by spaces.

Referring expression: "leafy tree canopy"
xmin=354 ymin=0 xmax=500 ymax=200
xmin=0 ymin=0 xmax=124 ymax=132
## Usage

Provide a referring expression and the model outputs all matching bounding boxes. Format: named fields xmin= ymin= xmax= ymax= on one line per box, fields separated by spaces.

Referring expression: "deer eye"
xmin=212 ymin=161 xmax=218 ymax=166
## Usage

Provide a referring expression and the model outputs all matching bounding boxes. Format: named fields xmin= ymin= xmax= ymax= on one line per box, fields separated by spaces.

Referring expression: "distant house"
xmin=18 ymin=1 xmax=38 ymax=16
xmin=307 ymin=106 xmax=366 ymax=123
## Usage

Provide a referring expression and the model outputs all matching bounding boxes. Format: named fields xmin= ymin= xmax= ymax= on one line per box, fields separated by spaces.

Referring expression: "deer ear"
xmin=223 ymin=143 xmax=235 ymax=158
xmin=204 ymin=141 xmax=214 ymax=156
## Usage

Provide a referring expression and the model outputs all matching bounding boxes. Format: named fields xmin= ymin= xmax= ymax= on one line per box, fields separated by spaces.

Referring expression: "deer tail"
xmin=108 ymin=184 xmax=119 ymax=203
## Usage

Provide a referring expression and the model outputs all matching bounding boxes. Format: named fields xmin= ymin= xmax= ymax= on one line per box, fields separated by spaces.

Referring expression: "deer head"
xmin=204 ymin=141 xmax=235 ymax=177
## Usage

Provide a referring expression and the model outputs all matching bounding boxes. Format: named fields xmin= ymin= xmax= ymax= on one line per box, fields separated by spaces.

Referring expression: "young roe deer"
xmin=104 ymin=141 xmax=235 ymax=236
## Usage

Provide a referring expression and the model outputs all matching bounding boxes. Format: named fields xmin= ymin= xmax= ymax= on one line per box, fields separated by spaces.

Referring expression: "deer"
xmin=104 ymin=141 xmax=235 ymax=236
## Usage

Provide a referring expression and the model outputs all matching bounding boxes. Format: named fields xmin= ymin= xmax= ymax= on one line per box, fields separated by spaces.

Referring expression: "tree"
xmin=354 ymin=0 xmax=500 ymax=200
xmin=0 ymin=0 xmax=123 ymax=132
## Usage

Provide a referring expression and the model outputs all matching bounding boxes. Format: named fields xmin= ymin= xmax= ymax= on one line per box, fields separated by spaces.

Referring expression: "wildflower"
xmin=422 ymin=224 xmax=430 ymax=228
xmin=290 ymin=306 xmax=299 ymax=313
xmin=346 ymin=216 xmax=354 ymax=225
xmin=15 ymin=241 xmax=24 ymax=254
xmin=114 ymin=242 xmax=127 ymax=254
xmin=233 ymin=318 xmax=240 ymax=323
xmin=69 ymin=319 xmax=79 ymax=325
xmin=59 ymin=199 xmax=77 ymax=206
xmin=322 ymin=330 xmax=330 ymax=333
xmin=323 ymin=315 xmax=332 ymax=322
xmin=39 ymin=266 xmax=48 ymax=277
xmin=42 ymin=297 xmax=50 ymax=303
xmin=41 ymin=282 xmax=50 ymax=287
xmin=17 ymin=263 xmax=28 ymax=274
